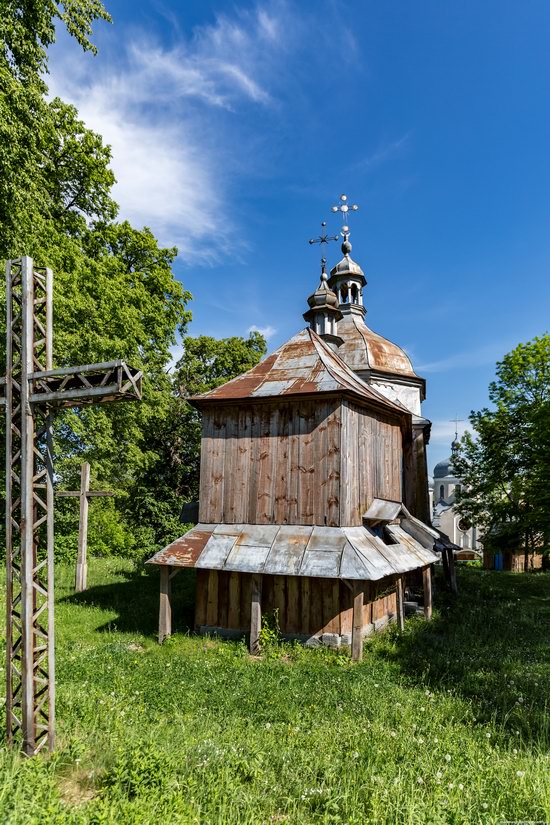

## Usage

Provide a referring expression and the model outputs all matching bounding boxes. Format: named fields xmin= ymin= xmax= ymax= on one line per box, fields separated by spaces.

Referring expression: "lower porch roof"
xmin=147 ymin=520 xmax=438 ymax=582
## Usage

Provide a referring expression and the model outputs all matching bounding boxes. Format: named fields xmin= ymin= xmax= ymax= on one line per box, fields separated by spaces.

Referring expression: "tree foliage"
xmin=454 ymin=335 xmax=550 ymax=564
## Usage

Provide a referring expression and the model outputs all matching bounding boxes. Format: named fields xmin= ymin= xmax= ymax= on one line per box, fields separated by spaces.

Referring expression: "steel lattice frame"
xmin=3 ymin=257 xmax=142 ymax=755
xmin=5 ymin=257 xmax=54 ymax=754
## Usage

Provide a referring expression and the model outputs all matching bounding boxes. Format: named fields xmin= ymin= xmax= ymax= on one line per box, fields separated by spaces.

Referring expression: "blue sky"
xmin=49 ymin=0 xmax=550 ymax=473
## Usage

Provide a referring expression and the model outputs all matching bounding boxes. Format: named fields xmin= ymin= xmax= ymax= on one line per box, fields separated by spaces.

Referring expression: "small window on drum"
xmin=439 ymin=485 xmax=444 ymax=499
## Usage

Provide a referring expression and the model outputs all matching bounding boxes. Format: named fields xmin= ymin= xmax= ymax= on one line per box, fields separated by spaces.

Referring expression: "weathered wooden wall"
xmin=195 ymin=569 xmax=397 ymax=637
xmin=198 ymin=398 xmax=403 ymax=526
xmin=340 ymin=400 xmax=402 ymax=523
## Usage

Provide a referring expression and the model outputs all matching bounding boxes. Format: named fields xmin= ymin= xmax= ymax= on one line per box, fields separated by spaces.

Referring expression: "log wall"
xmin=198 ymin=398 xmax=403 ymax=526
xmin=195 ymin=570 xmax=398 ymax=637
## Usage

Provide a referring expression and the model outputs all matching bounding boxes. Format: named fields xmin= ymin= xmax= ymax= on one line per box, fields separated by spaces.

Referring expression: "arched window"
xmin=439 ymin=485 xmax=444 ymax=499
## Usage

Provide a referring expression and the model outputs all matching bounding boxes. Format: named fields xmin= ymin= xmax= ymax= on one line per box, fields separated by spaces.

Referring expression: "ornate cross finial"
xmin=309 ymin=221 xmax=338 ymax=247
xmin=331 ymin=193 xmax=359 ymax=238
xmin=309 ymin=221 xmax=338 ymax=279
xmin=450 ymin=416 xmax=465 ymax=440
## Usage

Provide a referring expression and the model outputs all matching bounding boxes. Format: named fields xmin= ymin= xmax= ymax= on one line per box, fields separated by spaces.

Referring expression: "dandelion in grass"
xmin=516 ymin=770 xmax=525 ymax=777
xmin=444 ymin=754 xmax=451 ymax=762
xmin=417 ymin=777 xmax=424 ymax=784
xmin=482 ymin=803 xmax=489 ymax=810
xmin=458 ymin=783 xmax=464 ymax=790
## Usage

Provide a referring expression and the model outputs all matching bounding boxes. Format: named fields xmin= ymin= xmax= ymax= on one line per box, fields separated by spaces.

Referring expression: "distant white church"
xmin=429 ymin=440 xmax=482 ymax=559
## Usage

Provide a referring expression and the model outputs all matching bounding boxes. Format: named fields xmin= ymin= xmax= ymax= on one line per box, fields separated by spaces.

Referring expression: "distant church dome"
xmin=433 ymin=457 xmax=454 ymax=479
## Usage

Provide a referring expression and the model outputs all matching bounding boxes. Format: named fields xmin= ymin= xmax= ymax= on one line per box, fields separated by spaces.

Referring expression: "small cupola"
xmin=327 ymin=195 xmax=366 ymax=316
xmin=303 ymin=259 xmax=343 ymax=347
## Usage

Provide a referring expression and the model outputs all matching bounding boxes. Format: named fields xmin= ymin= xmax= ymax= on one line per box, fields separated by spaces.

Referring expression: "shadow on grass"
xmin=62 ymin=566 xmax=197 ymax=638
xmin=375 ymin=568 xmax=550 ymax=745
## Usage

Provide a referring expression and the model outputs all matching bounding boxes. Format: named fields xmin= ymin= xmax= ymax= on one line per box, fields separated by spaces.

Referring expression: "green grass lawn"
xmin=0 ymin=561 xmax=548 ymax=824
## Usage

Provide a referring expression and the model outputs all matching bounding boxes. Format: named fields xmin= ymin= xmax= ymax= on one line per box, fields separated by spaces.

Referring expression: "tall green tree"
xmin=454 ymin=335 xmax=550 ymax=569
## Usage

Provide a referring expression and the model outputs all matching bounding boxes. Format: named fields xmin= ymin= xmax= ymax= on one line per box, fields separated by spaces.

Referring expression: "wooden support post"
xmin=75 ymin=462 xmax=90 ymax=593
xmin=250 ymin=574 xmax=262 ymax=655
xmin=423 ymin=565 xmax=432 ymax=620
xmin=352 ymin=583 xmax=364 ymax=661
xmin=448 ymin=548 xmax=458 ymax=595
xmin=396 ymin=576 xmax=405 ymax=632
xmin=159 ymin=567 xmax=172 ymax=643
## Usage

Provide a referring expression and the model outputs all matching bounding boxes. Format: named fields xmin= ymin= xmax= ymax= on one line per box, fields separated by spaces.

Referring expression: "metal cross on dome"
xmin=308 ymin=221 xmax=339 ymax=248
xmin=331 ymin=193 xmax=359 ymax=237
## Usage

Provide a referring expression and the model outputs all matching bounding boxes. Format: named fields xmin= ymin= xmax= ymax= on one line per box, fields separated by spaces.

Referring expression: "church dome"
xmin=336 ymin=313 xmax=419 ymax=378
xmin=434 ymin=457 xmax=455 ymax=479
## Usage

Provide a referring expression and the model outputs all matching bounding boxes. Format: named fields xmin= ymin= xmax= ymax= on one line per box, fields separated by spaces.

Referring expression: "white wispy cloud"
xmin=248 ymin=324 xmax=277 ymax=340
xmin=354 ymin=132 xmax=411 ymax=170
xmin=47 ymin=2 xmax=304 ymax=262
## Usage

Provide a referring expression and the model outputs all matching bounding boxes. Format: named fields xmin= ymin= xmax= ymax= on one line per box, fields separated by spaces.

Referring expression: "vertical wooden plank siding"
xmin=247 ymin=409 xmax=261 ymax=523
xmin=194 ymin=570 xmax=208 ymax=630
xmin=217 ymin=571 xmax=229 ymax=628
xmin=158 ymin=567 xmax=172 ymax=643
xmin=286 ymin=576 xmax=300 ymax=633
xmin=274 ymin=405 xmax=290 ymax=522
xmin=309 ymin=578 xmax=323 ymax=637
xmin=206 ymin=570 xmax=219 ymax=626
xmin=339 ymin=582 xmax=353 ymax=637
xmin=298 ymin=404 xmax=315 ymax=523
xmin=352 ymin=583 xmax=364 ymax=661
xmin=228 ymin=572 xmax=241 ymax=629
xmin=221 ymin=408 xmax=236 ymax=522
xmin=423 ymin=566 xmax=433 ymax=620
xmin=313 ymin=401 xmax=328 ymax=525
xmin=250 ymin=574 xmax=262 ymax=654
xmin=300 ymin=577 xmax=311 ymax=634
xmin=326 ymin=403 xmax=341 ymax=527
xmin=287 ymin=406 xmax=300 ymax=523
xmin=257 ymin=406 xmax=277 ymax=523
xmin=198 ymin=412 xmax=213 ymax=523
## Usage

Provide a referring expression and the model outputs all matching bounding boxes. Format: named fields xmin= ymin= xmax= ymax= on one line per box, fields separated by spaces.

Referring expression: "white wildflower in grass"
xmin=434 ymin=737 xmax=438 ymax=743
xmin=390 ymin=731 xmax=397 ymax=738
xmin=417 ymin=777 xmax=424 ymax=784
xmin=516 ymin=770 xmax=525 ymax=778
xmin=352 ymin=752 xmax=359 ymax=759
xmin=445 ymin=754 xmax=451 ymax=762
xmin=486 ymin=732 xmax=491 ymax=739
xmin=448 ymin=782 xmax=454 ymax=789
xmin=518 ymin=696 xmax=524 ymax=703
xmin=436 ymin=771 xmax=443 ymax=779
xmin=458 ymin=783 xmax=464 ymax=790
xmin=513 ymin=748 xmax=517 ymax=754
xmin=482 ymin=803 xmax=489 ymax=810
xmin=418 ymin=737 xmax=425 ymax=745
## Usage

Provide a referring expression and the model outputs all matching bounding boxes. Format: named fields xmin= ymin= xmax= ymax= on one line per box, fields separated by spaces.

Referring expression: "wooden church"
xmin=149 ymin=197 xmax=438 ymax=659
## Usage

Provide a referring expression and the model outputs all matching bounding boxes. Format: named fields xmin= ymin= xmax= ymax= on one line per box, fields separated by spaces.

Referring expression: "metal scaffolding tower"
xmin=2 ymin=257 xmax=142 ymax=755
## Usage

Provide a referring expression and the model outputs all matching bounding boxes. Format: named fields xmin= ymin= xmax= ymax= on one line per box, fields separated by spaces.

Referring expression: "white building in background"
xmin=429 ymin=440 xmax=483 ymax=556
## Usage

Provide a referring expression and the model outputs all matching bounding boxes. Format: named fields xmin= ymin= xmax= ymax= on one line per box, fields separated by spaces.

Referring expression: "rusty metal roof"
xmin=189 ymin=328 xmax=409 ymax=418
xmin=336 ymin=312 xmax=421 ymax=380
xmin=147 ymin=519 xmax=437 ymax=581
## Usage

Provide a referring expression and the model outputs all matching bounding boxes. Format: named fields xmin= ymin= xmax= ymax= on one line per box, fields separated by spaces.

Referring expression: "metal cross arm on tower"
xmin=29 ymin=360 xmax=142 ymax=407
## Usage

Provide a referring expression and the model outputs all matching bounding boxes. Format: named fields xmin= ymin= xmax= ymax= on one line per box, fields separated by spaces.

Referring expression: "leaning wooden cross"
xmin=1 ymin=257 xmax=142 ymax=756
xmin=56 ymin=462 xmax=115 ymax=592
